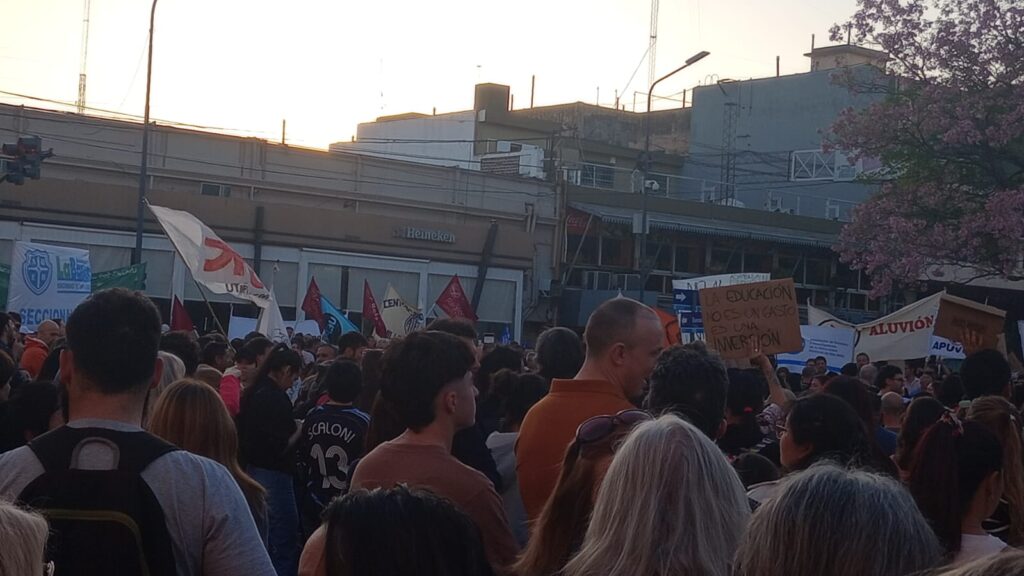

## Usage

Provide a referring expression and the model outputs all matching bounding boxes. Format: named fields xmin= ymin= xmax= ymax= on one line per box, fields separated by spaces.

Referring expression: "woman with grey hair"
xmin=734 ymin=464 xmax=941 ymax=576
xmin=562 ymin=414 xmax=750 ymax=576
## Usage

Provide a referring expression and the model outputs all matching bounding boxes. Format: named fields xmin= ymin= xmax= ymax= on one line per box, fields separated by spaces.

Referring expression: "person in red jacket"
xmin=19 ymin=320 xmax=60 ymax=380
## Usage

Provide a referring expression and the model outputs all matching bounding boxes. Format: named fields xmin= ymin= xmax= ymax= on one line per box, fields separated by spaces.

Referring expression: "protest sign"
xmin=672 ymin=273 xmax=769 ymax=343
xmin=7 ymin=241 xmax=91 ymax=331
xmin=777 ymin=326 xmax=857 ymax=372
xmin=933 ymin=293 xmax=1005 ymax=351
xmin=929 ymin=335 xmax=966 ymax=359
xmin=699 ymin=278 xmax=802 ymax=359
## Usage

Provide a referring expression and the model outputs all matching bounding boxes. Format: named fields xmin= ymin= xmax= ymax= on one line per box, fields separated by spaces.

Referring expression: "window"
xmin=566 ymin=234 xmax=599 ymax=265
xmin=673 ymin=246 xmax=694 ymax=273
xmin=709 ymin=248 xmax=741 ymax=274
xmin=600 ymin=237 xmax=630 ymax=267
xmin=580 ymin=163 xmax=615 ymax=189
xmin=805 ymin=258 xmax=831 ymax=286
xmin=201 ymin=182 xmax=231 ymax=197
xmin=848 ymin=293 xmax=866 ymax=310
xmin=646 ymin=242 xmax=672 ymax=271
xmin=743 ymin=252 xmax=773 ymax=273
xmin=777 ymin=254 xmax=803 ymax=282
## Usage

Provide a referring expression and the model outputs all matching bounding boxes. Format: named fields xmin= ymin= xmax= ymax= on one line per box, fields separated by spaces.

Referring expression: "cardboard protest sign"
xmin=933 ymin=293 xmax=1005 ymax=351
xmin=699 ymin=278 xmax=802 ymax=359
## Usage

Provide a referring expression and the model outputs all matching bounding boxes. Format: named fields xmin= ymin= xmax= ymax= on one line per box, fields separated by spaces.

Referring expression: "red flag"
xmin=435 ymin=275 xmax=478 ymax=321
xmin=302 ymin=277 xmax=325 ymax=330
xmin=362 ymin=280 xmax=388 ymax=338
xmin=170 ymin=296 xmax=194 ymax=332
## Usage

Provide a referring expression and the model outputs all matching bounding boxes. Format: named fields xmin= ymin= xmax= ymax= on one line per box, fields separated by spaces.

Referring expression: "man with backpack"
xmin=0 ymin=288 xmax=274 ymax=576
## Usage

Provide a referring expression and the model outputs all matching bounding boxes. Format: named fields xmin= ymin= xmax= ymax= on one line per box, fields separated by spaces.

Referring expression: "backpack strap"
xmin=28 ymin=426 xmax=179 ymax=475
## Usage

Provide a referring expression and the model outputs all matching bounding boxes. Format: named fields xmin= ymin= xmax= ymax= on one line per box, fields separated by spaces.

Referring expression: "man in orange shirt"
xmin=18 ymin=319 xmax=61 ymax=380
xmin=515 ymin=297 xmax=664 ymax=520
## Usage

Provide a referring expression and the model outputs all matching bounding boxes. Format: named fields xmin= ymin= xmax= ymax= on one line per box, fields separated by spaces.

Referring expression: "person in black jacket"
xmin=237 ymin=344 xmax=302 ymax=576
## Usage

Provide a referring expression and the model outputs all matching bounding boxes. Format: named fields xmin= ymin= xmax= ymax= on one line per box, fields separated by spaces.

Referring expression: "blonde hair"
xmin=0 ymin=500 xmax=49 ymax=576
xmin=147 ymin=379 xmax=266 ymax=521
xmin=734 ymin=464 xmax=940 ymax=576
xmin=144 ymin=351 xmax=187 ymax=425
xmin=968 ymin=396 xmax=1024 ymax=545
xmin=563 ymin=414 xmax=750 ymax=576
xmin=927 ymin=548 xmax=1024 ymax=575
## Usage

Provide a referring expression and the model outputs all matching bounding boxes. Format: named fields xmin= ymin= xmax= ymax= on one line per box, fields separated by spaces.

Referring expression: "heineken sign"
xmin=393 ymin=226 xmax=456 ymax=244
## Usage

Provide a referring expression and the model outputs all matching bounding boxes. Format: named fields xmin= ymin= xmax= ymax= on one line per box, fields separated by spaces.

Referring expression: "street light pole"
xmin=639 ymin=50 xmax=709 ymax=303
xmin=134 ymin=0 xmax=159 ymax=265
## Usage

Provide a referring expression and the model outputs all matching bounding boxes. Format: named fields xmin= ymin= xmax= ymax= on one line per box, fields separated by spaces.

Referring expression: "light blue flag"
xmin=321 ymin=295 xmax=360 ymax=343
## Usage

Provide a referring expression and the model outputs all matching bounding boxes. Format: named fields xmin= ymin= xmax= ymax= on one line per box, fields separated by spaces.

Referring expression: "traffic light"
xmin=3 ymin=157 xmax=24 ymax=185
xmin=0 ymin=136 xmax=53 ymax=185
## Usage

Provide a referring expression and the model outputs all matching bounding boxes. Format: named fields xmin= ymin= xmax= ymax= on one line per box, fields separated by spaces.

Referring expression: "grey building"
xmin=681 ymin=45 xmax=890 ymax=222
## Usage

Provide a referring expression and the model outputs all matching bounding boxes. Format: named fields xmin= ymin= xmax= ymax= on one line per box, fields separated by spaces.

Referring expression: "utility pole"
xmin=77 ymin=0 xmax=91 ymax=114
xmin=134 ymin=0 xmax=159 ymax=265
xmin=639 ymin=51 xmax=709 ymax=303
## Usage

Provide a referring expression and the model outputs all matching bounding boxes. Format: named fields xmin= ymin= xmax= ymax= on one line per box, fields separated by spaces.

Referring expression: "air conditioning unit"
xmin=583 ymin=271 xmax=612 ymax=290
xmin=612 ymin=274 xmax=642 ymax=291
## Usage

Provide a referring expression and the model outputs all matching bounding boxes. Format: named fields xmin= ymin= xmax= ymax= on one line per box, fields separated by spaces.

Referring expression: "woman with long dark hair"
xmin=749 ymin=394 xmax=875 ymax=504
xmin=895 ymin=396 xmax=947 ymax=480
xmin=236 ymin=344 xmax=302 ymax=576
xmin=909 ymin=414 xmax=1006 ymax=566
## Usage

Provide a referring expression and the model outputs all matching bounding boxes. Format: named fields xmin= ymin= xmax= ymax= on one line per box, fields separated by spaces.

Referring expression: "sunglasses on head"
xmin=575 ymin=409 xmax=653 ymax=445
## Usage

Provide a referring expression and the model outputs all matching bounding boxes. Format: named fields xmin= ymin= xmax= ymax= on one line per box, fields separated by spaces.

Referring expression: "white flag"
xmin=148 ymin=204 xmax=271 ymax=309
xmin=380 ymin=284 xmax=423 ymax=338
xmin=257 ymin=288 xmax=288 ymax=342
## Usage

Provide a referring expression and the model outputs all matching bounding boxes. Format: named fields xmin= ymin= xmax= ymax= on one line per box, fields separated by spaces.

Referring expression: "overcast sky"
xmin=2 ymin=0 xmax=858 ymax=148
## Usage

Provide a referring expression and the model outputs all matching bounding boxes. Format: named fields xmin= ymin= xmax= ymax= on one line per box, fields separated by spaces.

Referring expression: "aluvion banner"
xmin=7 ymin=241 xmax=92 ymax=331
xmin=808 ymin=292 xmax=960 ymax=361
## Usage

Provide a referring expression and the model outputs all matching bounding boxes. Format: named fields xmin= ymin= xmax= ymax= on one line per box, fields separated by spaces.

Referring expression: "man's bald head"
xmin=584 ymin=298 xmax=659 ymax=356
xmin=37 ymin=320 xmax=61 ymax=347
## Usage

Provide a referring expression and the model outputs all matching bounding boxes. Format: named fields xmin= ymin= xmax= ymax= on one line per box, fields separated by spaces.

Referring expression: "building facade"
xmin=0 ymin=104 xmax=558 ymax=340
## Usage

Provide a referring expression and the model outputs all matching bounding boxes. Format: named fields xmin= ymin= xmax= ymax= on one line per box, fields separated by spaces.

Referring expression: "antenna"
xmin=77 ymin=0 xmax=91 ymax=113
xmin=648 ymin=0 xmax=659 ymax=89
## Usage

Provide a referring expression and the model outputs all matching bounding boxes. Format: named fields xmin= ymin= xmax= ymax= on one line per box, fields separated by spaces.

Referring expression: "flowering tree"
xmin=829 ymin=0 xmax=1024 ymax=297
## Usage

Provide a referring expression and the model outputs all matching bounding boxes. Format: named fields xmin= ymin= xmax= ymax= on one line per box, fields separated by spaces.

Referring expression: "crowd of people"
xmin=1 ymin=289 xmax=1024 ymax=575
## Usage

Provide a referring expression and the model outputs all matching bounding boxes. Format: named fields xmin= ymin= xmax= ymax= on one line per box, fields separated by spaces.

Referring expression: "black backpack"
xmin=17 ymin=426 xmax=180 ymax=576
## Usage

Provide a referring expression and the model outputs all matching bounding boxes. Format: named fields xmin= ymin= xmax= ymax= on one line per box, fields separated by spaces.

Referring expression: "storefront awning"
xmin=569 ymin=202 xmax=837 ymax=249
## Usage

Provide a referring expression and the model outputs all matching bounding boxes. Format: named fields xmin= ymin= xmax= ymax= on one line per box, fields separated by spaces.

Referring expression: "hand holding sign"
xmin=699 ymin=278 xmax=802 ymax=360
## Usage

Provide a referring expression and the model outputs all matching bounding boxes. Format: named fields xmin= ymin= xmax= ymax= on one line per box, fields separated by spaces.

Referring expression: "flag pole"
xmin=192 ymin=278 xmax=228 ymax=336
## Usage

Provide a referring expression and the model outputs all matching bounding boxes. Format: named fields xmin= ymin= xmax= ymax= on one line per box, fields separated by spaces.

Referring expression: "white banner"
xmin=380 ymin=283 xmax=422 ymax=338
xmin=808 ymin=292 xmax=944 ymax=361
xmin=257 ymin=288 xmax=288 ymax=342
xmin=672 ymin=273 xmax=770 ymax=292
xmin=7 ymin=241 xmax=91 ymax=331
xmin=777 ymin=326 xmax=856 ymax=373
xmin=148 ymin=204 xmax=271 ymax=309
xmin=228 ymin=316 xmax=322 ymax=342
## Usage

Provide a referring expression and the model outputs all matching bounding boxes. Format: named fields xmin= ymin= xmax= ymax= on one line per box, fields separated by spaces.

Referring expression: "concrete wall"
xmin=681 ymin=66 xmax=886 ymax=219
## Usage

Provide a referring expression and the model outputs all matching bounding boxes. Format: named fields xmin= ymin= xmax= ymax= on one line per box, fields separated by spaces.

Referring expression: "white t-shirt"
xmin=953 ymin=533 xmax=1007 ymax=567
